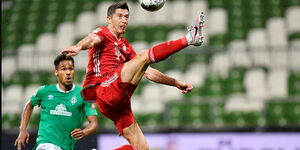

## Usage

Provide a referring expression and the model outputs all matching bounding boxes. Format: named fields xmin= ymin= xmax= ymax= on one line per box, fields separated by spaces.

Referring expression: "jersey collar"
xmin=56 ymin=84 xmax=75 ymax=93
xmin=107 ymin=27 xmax=121 ymax=41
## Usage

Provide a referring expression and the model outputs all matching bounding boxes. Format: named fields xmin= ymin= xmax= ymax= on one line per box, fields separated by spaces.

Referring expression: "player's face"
xmin=55 ymin=60 xmax=74 ymax=86
xmin=107 ymin=8 xmax=129 ymax=36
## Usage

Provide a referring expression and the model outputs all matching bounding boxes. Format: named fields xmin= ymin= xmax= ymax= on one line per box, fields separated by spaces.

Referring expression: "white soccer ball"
xmin=139 ymin=0 xmax=166 ymax=12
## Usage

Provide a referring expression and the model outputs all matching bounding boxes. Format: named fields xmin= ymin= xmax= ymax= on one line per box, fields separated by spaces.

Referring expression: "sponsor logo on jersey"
xmin=70 ymin=96 xmax=77 ymax=105
xmin=50 ymin=104 xmax=72 ymax=117
xmin=48 ymin=95 xmax=54 ymax=99
xmin=92 ymin=28 xmax=101 ymax=33
xmin=91 ymin=103 xmax=96 ymax=109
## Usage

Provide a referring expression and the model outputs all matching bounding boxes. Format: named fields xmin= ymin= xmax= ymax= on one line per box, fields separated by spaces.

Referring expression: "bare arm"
xmin=61 ymin=34 xmax=101 ymax=57
xmin=14 ymin=101 xmax=34 ymax=150
xmin=70 ymin=115 xmax=98 ymax=140
xmin=144 ymin=67 xmax=193 ymax=94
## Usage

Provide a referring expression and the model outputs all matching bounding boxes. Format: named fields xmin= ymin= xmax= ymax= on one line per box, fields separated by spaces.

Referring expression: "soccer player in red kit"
xmin=61 ymin=2 xmax=204 ymax=150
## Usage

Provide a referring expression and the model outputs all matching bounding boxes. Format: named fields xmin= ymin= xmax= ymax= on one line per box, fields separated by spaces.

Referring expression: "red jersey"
xmin=83 ymin=26 xmax=136 ymax=87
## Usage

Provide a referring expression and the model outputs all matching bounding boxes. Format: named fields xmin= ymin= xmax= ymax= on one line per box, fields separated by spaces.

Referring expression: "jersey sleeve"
xmin=30 ymin=86 xmax=45 ymax=106
xmin=91 ymin=27 xmax=105 ymax=41
xmin=83 ymin=101 xmax=98 ymax=116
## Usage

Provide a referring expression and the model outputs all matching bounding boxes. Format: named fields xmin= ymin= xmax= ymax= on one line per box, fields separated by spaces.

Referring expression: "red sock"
xmin=113 ymin=145 xmax=138 ymax=150
xmin=148 ymin=37 xmax=188 ymax=63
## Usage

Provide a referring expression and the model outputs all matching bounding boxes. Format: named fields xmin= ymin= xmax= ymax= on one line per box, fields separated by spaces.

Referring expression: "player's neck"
xmin=107 ymin=25 xmax=121 ymax=40
xmin=58 ymin=83 xmax=73 ymax=92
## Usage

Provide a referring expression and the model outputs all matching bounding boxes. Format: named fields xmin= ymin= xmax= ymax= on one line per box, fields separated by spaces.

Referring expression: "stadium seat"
xmin=247 ymin=28 xmax=267 ymax=48
xmin=17 ymin=44 xmax=36 ymax=71
xmin=225 ymin=94 xmax=248 ymax=112
xmin=55 ymin=22 xmax=76 ymax=52
xmin=2 ymin=85 xmax=24 ymax=114
xmin=166 ymin=29 xmax=186 ymax=41
xmin=161 ymin=84 xmax=183 ymax=102
xmin=74 ymin=52 xmax=88 ymax=70
xmin=244 ymin=68 xmax=268 ymax=100
xmin=188 ymin=0 xmax=208 ymax=26
xmin=143 ymin=100 xmax=165 ymax=114
xmin=227 ymin=41 xmax=251 ymax=68
xmin=24 ymin=84 xmax=41 ymax=102
xmin=132 ymin=3 xmax=152 ymax=26
xmin=2 ymin=56 xmax=17 ymax=82
xmin=210 ymin=52 xmax=230 ymax=78
xmin=75 ymin=11 xmax=96 ymax=37
xmin=131 ymin=41 xmax=149 ymax=52
xmin=247 ymin=29 xmax=271 ymax=67
xmin=184 ymin=62 xmax=207 ymax=87
xmin=36 ymin=33 xmax=55 ymax=52
xmin=131 ymin=95 xmax=144 ymax=114
xmin=288 ymin=44 xmax=300 ymax=71
xmin=141 ymin=84 xmax=164 ymax=105
xmin=208 ymin=8 xmax=227 ymax=36
xmin=1 ymin=87 xmax=6 ymax=114
xmin=269 ymin=50 xmax=288 ymax=69
xmin=267 ymin=18 xmax=288 ymax=48
xmin=169 ymin=1 xmax=188 ymax=25
xmin=35 ymin=33 xmax=57 ymax=71
xmin=286 ymin=6 xmax=300 ymax=34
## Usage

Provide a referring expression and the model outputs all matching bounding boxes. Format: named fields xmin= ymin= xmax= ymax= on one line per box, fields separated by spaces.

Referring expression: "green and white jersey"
xmin=30 ymin=84 xmax=97 ymax=150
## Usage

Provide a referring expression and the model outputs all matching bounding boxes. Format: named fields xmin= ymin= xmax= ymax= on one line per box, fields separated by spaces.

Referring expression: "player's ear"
xmin=106 ymin=16 xmax=111 ymax=24
xmin=54 ymin=70 xmax=58 ymax=76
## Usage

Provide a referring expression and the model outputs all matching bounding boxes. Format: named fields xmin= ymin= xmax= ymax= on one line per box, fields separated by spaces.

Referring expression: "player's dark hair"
xmin=54 ymin=54 xmax=75 ymax=69
xmin=107 ymin=2 xmax=129 ymax=16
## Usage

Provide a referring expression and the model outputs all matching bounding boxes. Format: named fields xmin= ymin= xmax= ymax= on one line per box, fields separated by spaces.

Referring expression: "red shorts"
xmin=81 ymin=67 xmax=137 ymax=135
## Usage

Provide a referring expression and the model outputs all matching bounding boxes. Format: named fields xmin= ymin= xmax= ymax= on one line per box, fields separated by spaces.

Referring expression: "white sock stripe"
xmin=149 ymin=48 xmax=156 ymax=62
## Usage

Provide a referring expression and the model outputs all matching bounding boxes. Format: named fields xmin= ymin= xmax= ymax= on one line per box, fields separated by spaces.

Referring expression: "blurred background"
xmin=2 ymin=0 xmax=300 ymax=149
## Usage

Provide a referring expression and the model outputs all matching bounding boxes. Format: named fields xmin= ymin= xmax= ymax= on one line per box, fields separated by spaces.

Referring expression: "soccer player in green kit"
xmin=14 ymin=54 xmax=98 ymax=150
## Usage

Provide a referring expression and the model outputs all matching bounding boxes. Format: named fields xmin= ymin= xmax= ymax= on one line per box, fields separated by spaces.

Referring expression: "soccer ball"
xmin=139 ymin=0 xmax=166 ymax=12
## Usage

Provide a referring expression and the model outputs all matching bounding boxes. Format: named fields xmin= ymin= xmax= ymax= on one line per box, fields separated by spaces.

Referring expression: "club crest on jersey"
xmin=50 ymin=104 xmax=72 ymax=117
xmin=48 ymin=95 xmax=54 ymax=99
xmin=122 ymin=45 xmax=127 ymax=51
xmin=70 ymin=96 xmax=77 ymax=105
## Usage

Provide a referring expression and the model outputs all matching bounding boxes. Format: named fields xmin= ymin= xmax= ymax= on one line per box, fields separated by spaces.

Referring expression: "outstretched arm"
xmin=14 ymin=101 xmax=34 ymax=150
xmin=144 ymin=67 xmax=193 ymax=94
xmin=61 ymin=34 xmax=101 ymax=57
xmin=70 ymin=115 xmax=98 ymax=140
